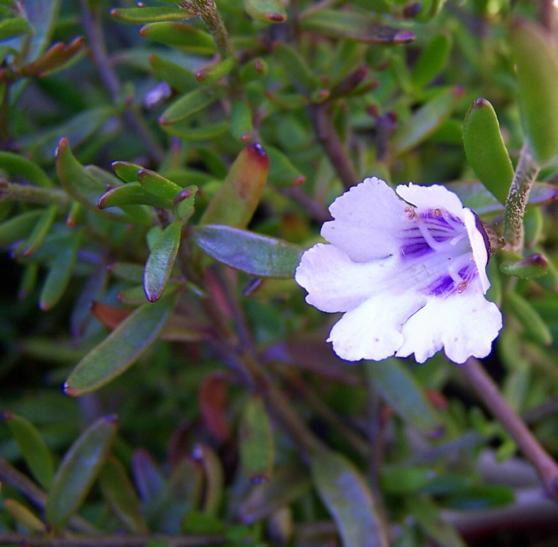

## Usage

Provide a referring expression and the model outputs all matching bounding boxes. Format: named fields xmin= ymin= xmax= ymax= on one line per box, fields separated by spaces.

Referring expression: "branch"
xmin=461 ymin=358 xmax=558 ymax=500
xmin=309 ymin=103 xmax=357 ymax=189
xmin=0 ymin=180 xmax=69 ymax=206
xmin=0 ymin=534 xmax=224 ymax=546
xmin=79 ymin=1 xmax=164 ymax=163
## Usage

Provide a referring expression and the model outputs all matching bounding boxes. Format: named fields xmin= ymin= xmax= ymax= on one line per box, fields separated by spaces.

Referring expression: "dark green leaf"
xmin=111 ymin=6 xmax=193 ymax=24
xmin=244 ymin=0 xmax=287 ymax=23
xmin=140 ymin=22 xmax=216 ymax=55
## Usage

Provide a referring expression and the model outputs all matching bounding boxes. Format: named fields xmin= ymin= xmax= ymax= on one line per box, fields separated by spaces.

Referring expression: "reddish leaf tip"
xmin=103 ymin=414 xmax=119 ymax=425
xmin=55 ymin=137 xmax=69 ymax=158
xmin=293 ymin=175 xmax=306 ymax=187
xmin=267 ymin=12 xmax=286 ymax=22
xmin=139 ymin=26 xmax=148 ymax=37
xmin=240 ymin=133 xmax=252 ymax=143
xmin=109 ymin=8 xmax=118 ymax=16
xmin=63 ymin=382 xmax=79 ymax=397
xmin=158 ymin=115 xmax=168 ymax=126
xmin=195 ymin=70 xmax=206 ymax=81
xmin=474 ymin=97 xmax=488 ymax=108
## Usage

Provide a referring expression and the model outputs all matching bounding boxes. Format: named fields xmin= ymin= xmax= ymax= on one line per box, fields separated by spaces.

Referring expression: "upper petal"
xmin=321 ymin=177 xmax=408 ymax=262
xmin=396 ymin=286 xmax=503 ymax=364
xmin=396 ymin=183 xmax=465 ymax=219
xmin=327 ymin=291 xmax=426 ymax=361
xmin=295 ymin=243 xmax=394 ymax=313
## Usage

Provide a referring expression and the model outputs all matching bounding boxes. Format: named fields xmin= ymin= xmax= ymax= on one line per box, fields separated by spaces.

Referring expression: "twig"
xmin=0 ymin=458 xmax=96 ymax=534
xmin=0 ymin=180 xmax=69 ymax=206
xmin=461 ymin=358 xmax=558 ymax=500
xmin=503 ymin=145 xmax=540 ymax=252
xmin=0 ymin=534 xmax=224 ymax=546
xmin=191 ymin=0 xmax=234 ymax=58
xmin=79 ymin=1 xmax=164 ymax=163
xmin=280 ymin=186 xmax=330 ymax=223
xmin=309 ymin=104 xmax=357 ymax=189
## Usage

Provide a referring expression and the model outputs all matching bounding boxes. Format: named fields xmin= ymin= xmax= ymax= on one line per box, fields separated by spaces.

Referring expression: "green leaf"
xmin=100 ymin=456 xmax=147 ymax=533
xmin=18 ymin=204 xmax=57 ymax=257
xmin=195 ymin=57 xmax=236 ymax=84
xmin=239 ymin=397 xmax=274 ymax=483
xmin=39 ymin=232 xmax=80 ymax=311
xmin=64 ymin=293 xmax=177 ymax=396
xmin=408 ymin=498 xmax=466 ymax=547
xmin=367 ymin=359 xmax=442 ymax=435
xmin=411 ymin=34 xmax=452 ymax=88
xmin=0 ymin=210 xmax=42 ymax=247
xmin=0 ymin=17 xmax=31 ymax=40
xmin=267 ymin=146 xmax=305 ymax=187
xmin=311 ymin=449 xmax=388 ymax=547
xmin=500 ymin=253 xmax=548 ymax=279
xmin=159 ymin=88 xmax=217 ymax=126
xmin=4 ymin=498 xmax=46 ymax=533
xmin=244 ymin=0 xmax=287 ymax=23
xmin=45 ymin=416 xmax=118 ymax=528
xmin=149 ymin=54 xmax=197 ymax=93
xmin=21 ymin=0 xmax=61 ymax=63
xmin=98 ymin=182 xmax=168 ymax=209
xmin=0 ymin=151 xmax=53 ymax=187
xmin=194 ymin=225 xmax=302 ymax=278
xmin=55 ymin=138 xmax=150 ymax=225
xmin=137 ymin=168 xmax=182 ymax=204
xmin=4 ymin=412 xmax=55 ymax=489
xmin=274 ymin=43 xmax=319 ymax=92
xmin=380 ymin=466 xmax=436 ymax=494
xmin=111 ymin=6 xmax=193 ymax=24
xmin=511 ymin=20 xmax=558 ymax=165
xmin=449 ymin=181 xmax=558 ymax=215
xmin=506 ymin=290 xmax=552 ymax=346
xmin=161 ymin=120 xmax=229 ymax=141
xmin=393 ymin=86 xmax=463 ymax=155
xmin=201 ymin=144 xmax=268 ymax=228
xmin=144 ymin=221 xmax=182 ymax=302
xmin=19 ymin=37 xmax=85 ymax=78
xmin=299 ymin=10 xmax=414 ymax=44
xmin=140 ymin=22 xmax=216 ymax=55
xmin=463 ymin=98 xmax=514 ymax=204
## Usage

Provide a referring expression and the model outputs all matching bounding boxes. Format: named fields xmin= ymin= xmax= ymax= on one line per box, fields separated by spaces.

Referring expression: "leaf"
xmin=367 ymin=359 xmax=442 ymax=435
xmin=140 ymin=22 xmax=216 ymax=55
xmin=0 ymin=151 xmax=53 ymax=187
xmin=311 ymin=449 xmax=388 ymax=547
xmin=199 ymin=372 xmax=231 ymax=443
xmin=500 ymin=253 xmax=548 ymax=279
xmin=4 ymin=412 xmax=55 ymax=489
xmin=506 ymin=291 xmax=552 ymax=346
xmin=195 ymin=57 xmax=236 ymax=84
xmin=159 ymin=88 xmax=217 ymax=126
xmin=0 ymin=210 xmax=42 ymax=247
xmin=21 ymin=0 xmax=61 ymax=63
xmin=408 ymin=498 xmax=466 ymax=547
xmin=463 ymin=98 xmax=514 ymax=204
xmin=201 ymin=144 xmax=268 ymax=228
xmin=230 ymin=100 xmax=253 ymax=143
xmin=111 ymin=6 xmax=193 ymax=24
xmin=511 ymin=20 xmax=558 ymax=165
xmin=274 ymin=43 xmax=319 ymax=92
xmin=100 ymin=456 xmax=147 ymax=533
xmin=449 ymin=181 xmax=558 ymax=215
xmin=39 ymin=231 xmax=80 ymax=311
xmin=149 ymin=54 xmax=197 ymax=93
xmin=239 ymin=397 xmax=274 ymax=483
xmin=393 ymin=86 xmax=463 ymax=155
xmin=19 ymin=37 xmax=85 ymax=77
xmin=64 ymin=293 xmax=177 ymax=396
xmin=144 ymin=220 xmax=182 ymax=302
xmin=137 ymin=168 xmax=182 ymax=204
xmin=411 ymin=34 xmax=452 ymax=88
xmin=45 ymin=416 xmax=118 ymax=528
xmin=267 ymin=146 xmax=306 ymax=187
xmin=0 ymin=17 xmax=31 ymax=40
xmin=299 ymin=9 xmax=414 ymax=44
xmin=132 ymin=449 xmax=165 ymax=503
xmin=244 ymin=0 xmax=287 ymax=23
xmin=98 ymin=182 xmax=168 ymax=209
xmin=4 ymin=499 xmax=46 ymax=533
xmin=19 ymin=204 xmax=57 ymax=256
xmin=194 ymin=225 xmax=302 ymax=278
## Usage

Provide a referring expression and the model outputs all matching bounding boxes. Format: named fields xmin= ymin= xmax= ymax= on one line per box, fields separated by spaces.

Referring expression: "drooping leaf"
xmin=311 ymin=449 xmax=389 ymax=547
xmin=45 ymin=416 xmax=118 ymax=528
xmin=64 ymin=293 xmax=177 ymax=396
xmin=0 ymin=151 xmax=53 ymax=187
xmin=194 ymin=225 xmax=302 ymax=278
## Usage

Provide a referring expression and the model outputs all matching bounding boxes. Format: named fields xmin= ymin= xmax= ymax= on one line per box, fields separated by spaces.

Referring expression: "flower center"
xmin=399 ymin=207 xmax=477 ymax=297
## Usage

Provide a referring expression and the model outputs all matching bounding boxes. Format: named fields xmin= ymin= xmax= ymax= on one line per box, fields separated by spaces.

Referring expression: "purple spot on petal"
xmin=427 ymin=275 xmax=454 ymax=296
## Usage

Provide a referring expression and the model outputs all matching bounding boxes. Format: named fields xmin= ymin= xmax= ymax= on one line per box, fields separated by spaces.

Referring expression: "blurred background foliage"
xmin=1 ymin=0 xmax=558 ymax=545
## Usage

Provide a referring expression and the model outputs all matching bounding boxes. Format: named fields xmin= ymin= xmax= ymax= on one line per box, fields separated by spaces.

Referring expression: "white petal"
xmin=396 ymin=183 xmax=465 ymax=219
xmin=396 ymin=286 xmax=503 ymax=364
xmin=463 ymin=208 xmax=490 ymax=293
xmin=321 ymin=177 xmax=408 ymax=262
xmin=295 ymin=243 xmax=394 ymax=313
xmin=328 ymin=291 xmax=426 ymax=361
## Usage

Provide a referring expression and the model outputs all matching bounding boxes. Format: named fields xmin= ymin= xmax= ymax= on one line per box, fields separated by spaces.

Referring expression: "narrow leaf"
xmin=45 ymin=416 xmax=118 ymax=528
xmin=159 ymin=88 xmax=217 ymax=126
xmin=111 ymin=6 xmax=193 ymax=23
xmin=194 ymin=225 xmax=302 ymax=278
xmin=244 ymin=0 xmax=287 ymax=23
xmin=140 ymin=22 xmax=216 ymax=55
xmin=65 ymin=294 xmax=177 ymax=396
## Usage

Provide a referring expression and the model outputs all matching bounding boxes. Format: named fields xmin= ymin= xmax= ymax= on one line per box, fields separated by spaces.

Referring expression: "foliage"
xmin=1 ymin=1 xmax=558 ymax=545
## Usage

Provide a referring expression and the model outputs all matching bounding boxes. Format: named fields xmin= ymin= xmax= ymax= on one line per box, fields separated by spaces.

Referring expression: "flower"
xmin=295 ymin=178 xmax=502 ymax=364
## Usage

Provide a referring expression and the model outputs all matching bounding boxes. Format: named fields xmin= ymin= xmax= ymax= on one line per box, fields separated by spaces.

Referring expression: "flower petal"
xmin=396 ymin=286 xmax=502 ymax=364
xmin=396 ymin=183 xmax=465 ymax=218
xmin=328 ymin=291 xmax=426 ymax=361
xmin=321 ymin=177 xmax=408 ymax=262
xmin=463 ymin=208 xmax=490 ymax=292
xmin=295 ymin=243 xmax=394 ymax=313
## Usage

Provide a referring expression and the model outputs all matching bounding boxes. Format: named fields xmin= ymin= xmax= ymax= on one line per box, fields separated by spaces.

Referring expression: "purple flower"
xmin=295 ymin=178 xmax=503 ymax=364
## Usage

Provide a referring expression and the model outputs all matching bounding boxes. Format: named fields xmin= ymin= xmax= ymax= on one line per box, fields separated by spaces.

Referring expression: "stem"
xmin=0 ymin=458 xmax=96 ymax=533
xmin=310 ymin=103 xmax=357 ymax=189
xmin=0 ymin=180 xmax=69 ymax=206
xmin=461 ymin=358 xmax=558 ymax=501
xmin=79 ymin=0 xmax=164 ymax=163
xmin=191 ymin=0 xmax=234 ymax=58
xmin=503 ymin=145 xmax=540 ymax=252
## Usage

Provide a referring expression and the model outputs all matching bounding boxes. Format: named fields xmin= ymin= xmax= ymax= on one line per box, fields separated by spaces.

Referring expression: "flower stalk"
xmin=503 ymin=145 xmax=540 ymax=253
xmin=190 ymin=0 xmax=234 ymax=59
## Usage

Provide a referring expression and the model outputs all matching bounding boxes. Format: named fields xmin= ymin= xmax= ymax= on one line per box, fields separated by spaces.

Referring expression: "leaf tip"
xmin=1 ymin=410 xmax=13 ymax=421
xmin=473 ymin=96 xmax=489 ymax=108
xmin=63 ymin=381 xmax=79 ymax=397
xmin=55 ymin=137 xmax=69 ymax=159
xmin=393 ymin=29 xmax=415 ymax=43
xmin=267 ymin=12 xmax=287 ymax=23
xmin=103 ymin=414 xmax=119 ymax=426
